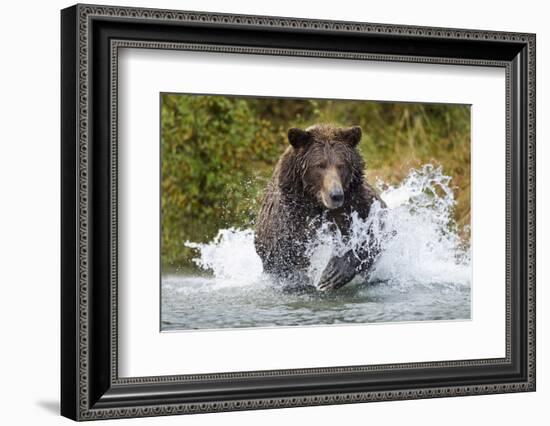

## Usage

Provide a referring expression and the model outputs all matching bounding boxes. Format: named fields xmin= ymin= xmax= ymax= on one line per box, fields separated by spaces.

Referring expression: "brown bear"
xmin=254 ymin=123 xmax=386 ymax=291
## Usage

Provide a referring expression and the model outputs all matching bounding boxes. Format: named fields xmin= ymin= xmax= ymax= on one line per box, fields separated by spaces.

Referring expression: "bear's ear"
xmin=288 ymin=128 xmax=312 ymax=149
xmin=341 ymin=126 xmax=362 ymax=147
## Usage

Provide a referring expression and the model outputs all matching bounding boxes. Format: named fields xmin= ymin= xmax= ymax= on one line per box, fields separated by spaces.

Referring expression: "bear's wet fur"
xmin=254 ymin=124 xmax=385 ymax=291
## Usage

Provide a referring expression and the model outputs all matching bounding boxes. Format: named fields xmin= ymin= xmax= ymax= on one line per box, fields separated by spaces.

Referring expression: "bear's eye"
xmin=316 ymin=162 xmax=328 ymax=169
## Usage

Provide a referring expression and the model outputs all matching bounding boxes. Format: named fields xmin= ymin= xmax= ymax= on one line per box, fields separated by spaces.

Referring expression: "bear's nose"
xmin=330 ymin=190 xmax=344 ymax=204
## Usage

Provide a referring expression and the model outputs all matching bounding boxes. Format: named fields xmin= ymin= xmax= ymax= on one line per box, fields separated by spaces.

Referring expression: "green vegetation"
xmin=161 ymin=94 xmax=470 ymax=270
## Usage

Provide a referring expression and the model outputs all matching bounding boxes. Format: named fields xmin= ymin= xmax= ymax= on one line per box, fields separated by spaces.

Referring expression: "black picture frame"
xmin=61 ymin=3 xmax=536 ymax=421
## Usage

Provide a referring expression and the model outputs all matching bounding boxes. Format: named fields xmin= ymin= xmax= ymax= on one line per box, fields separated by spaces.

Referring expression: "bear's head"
xmin=281 ymin=124 xmax=365 ymax=209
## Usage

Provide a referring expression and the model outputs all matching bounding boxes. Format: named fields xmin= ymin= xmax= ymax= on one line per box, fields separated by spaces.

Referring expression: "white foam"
xmin=184 ymin=165 xmax=471 ymax=291
xmin=185 ymin=229 xmax=263 ymax=288
xmin=371 ymin=165 xmax=470 ymax=289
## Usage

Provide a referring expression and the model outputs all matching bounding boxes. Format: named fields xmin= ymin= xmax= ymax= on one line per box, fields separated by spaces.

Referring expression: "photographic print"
xmin=160 ymin=94 xmax=472 ymax=331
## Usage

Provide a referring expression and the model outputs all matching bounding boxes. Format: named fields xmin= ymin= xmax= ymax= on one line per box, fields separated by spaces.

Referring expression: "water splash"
xmin=185 ymin=229 xmax=264 ymax=288
xmin=370 ymin=165 xmax=470 ymax=289
xmin=184 ymin=165 xmax=470 ymax=291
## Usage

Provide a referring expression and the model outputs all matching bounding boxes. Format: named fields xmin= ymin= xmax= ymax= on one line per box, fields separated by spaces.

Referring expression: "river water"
xmin=161 ymin=165 xmax=471 ymax=331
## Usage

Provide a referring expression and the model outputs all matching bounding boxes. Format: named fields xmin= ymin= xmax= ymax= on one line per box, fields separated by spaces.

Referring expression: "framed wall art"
xmin=61 ymin=3 xmax=536 ymax=421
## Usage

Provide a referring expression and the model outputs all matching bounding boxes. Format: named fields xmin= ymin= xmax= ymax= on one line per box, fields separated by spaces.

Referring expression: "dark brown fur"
xmin=254 ymin=124 xmax=385 ymax=290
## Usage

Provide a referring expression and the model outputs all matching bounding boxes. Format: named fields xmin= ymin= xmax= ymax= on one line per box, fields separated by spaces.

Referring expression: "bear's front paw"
xmin=318 ymin=255 xmax=357 ymax=291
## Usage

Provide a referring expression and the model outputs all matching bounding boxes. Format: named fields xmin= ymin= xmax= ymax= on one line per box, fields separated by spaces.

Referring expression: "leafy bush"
xmin=161 ymin=95 xmax=282 ymax=269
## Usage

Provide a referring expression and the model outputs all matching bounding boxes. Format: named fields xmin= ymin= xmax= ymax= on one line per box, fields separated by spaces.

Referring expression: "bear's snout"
xmin=320 ymin=167 xmax=344 ymax=209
